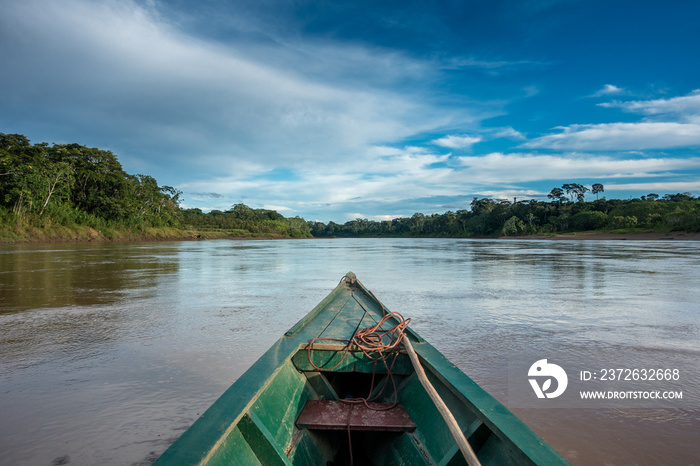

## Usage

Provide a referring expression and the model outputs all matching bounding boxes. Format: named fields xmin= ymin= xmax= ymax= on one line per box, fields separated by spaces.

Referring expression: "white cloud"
xmin=591 ymin=84 xmax=625 ymax=97
xmin=600 ymin=90 xmax=700 ymax=123
xmin=366 ymin=151 xmax=450 ymax=175
xmin=430 ymin=128 xmax=522 ymax=151
xmin=432 ymin=134 xmax=482 ymax=149
xmin=526 ymin=91 xmax=700 ymax=151
xmin=366 ymin=146 xmax=405 ymax=157
xmin=523 ymin=122 xmax=700 ymax=150
xmin=473 ymin=189 xmax=544 ymax=200
xmin=262 ymin=204 xmax=292 ymax=212
xmin=604 ymin=181 xmax=700 ymax=192
xmin=492 ymin=127 xmax=526 ymax=139
xmin=441 ymin=56 xmax=541 ymax=70
xmin=456 ymin=152 xmax=700 ymax=182
xmin=371 ymin=214 xmax=406 ymax=221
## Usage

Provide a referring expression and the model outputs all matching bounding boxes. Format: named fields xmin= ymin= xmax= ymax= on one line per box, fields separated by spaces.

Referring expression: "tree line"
xmin=3 ymin=133 xmax=699 ymax=241
xmin=0 ymin=133 xmax=311 ymax=239
xmin=309 ymin=187 xmax=700 ymax=237
xmin=180 ymin=204 xmax=311 ymax=238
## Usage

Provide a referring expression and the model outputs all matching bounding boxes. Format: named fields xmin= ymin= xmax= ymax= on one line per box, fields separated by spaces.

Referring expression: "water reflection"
xmin=0 ymin=243 xmax=180 ymax=312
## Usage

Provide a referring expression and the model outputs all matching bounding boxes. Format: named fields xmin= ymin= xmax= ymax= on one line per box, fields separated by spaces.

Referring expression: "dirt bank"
xmin=503 ymin=232 xmax=700 ymax=241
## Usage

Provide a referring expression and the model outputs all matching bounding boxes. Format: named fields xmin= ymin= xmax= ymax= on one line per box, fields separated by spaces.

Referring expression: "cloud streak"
xmin=523 ymin=122 xmax=700 ymax=151
xmin=456 ymin=152 xmax=700 ymax=182
xmin=523 ymin=90 xmax=700 ymax=150
xmin=432 ymin=134 xmax=482 ymax=149
xmin=591 ymin=84 xmax=625 ymax=97
xmin=604 ymin=181 xmax=700 ymax=192
xmin=600 ymin=90 xmax=700 ymax=122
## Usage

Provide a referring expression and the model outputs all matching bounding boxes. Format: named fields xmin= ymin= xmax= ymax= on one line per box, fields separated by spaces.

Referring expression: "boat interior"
xmin=204 ymin=345 xmax=535 ymax=466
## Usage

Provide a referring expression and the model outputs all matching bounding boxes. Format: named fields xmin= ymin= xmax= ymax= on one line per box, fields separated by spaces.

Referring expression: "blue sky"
xmin=2 ymin=0 xmax=700 ymax=222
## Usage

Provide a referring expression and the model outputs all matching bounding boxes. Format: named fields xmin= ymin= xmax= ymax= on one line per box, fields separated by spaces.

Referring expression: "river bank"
xmin=2 ymin=222 xmax=699 ymax=244
xmin=505 ymin=231 xmax=700 ymax=241
xmin=0 ymin=224 xmax=300 ymax=244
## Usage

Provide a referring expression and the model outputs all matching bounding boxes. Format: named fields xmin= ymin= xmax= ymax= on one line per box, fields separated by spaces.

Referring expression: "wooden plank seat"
xmin=296 ymin=400 xmax=416 ymax=432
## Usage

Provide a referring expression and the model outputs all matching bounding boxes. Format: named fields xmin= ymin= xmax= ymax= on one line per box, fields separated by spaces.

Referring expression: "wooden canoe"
xmin=154 ymin=273 xmax=569 ymax=465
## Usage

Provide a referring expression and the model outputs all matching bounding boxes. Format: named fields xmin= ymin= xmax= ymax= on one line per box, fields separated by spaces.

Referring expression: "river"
xmin=0 ymin=238 xmax=698 ymax=465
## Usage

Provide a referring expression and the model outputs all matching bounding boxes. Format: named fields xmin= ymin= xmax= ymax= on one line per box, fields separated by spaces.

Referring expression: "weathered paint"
xmin=154 ymin=273 xmax=569 ymax=466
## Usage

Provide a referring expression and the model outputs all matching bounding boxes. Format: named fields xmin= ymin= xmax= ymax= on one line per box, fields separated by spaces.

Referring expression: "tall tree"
xmin=592 ymin=183 xmax=604 ymax=200
xmin=548 ymin=187 xmax=565 ymax=204
xmin=573 ymin=183 xmax=589 ymax=202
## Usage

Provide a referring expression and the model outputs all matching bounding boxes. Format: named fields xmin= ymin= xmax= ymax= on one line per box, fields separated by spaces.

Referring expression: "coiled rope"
xmin=306 ymin=295 xmax=411 ymax=408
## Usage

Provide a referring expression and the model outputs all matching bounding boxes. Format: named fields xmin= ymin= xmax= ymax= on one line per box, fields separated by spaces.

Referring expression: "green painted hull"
xmin=155 ymin=273 xmax=569 ymax=465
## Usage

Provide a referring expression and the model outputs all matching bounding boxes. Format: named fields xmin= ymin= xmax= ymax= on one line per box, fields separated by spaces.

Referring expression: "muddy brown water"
xmin=1 ymin=239 xmax=698 ymax=465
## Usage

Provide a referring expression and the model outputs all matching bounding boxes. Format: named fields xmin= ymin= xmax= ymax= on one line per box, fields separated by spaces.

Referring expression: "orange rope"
xmin=306 ymin=281 xmax=411 ymax=411
xmin=306 ymin=311 xmax=410 ymax=376
xmin=339 ymin=274 xmax=355 ymax=285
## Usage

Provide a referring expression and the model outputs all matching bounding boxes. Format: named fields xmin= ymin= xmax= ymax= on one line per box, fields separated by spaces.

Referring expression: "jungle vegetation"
xmin=0 ymin=133 xmax=311 ymax=241
xmin=308 ymin=190 xmax=700 ymax=238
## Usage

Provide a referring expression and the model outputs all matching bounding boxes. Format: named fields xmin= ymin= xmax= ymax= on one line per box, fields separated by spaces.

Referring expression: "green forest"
xmin=0 ymin=133 xmax=311 ymax=241
xmin=309 ymin=191 xmax=700 ymax=238
xmin=2 ymin=132 xmax=699 ymax=242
